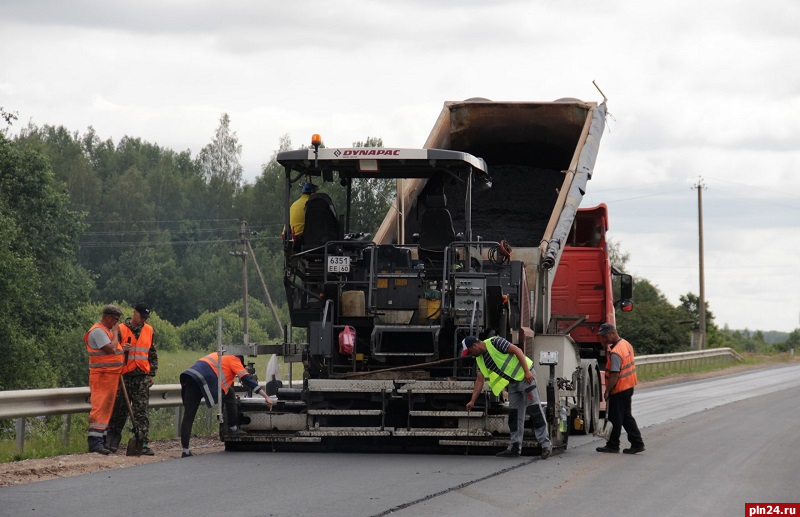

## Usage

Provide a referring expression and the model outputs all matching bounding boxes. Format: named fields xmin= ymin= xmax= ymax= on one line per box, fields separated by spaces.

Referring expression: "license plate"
xmin=327 ymin=255 xmax=350 ymax=273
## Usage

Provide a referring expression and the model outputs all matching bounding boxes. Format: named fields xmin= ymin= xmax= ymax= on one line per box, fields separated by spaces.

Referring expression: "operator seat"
xmin=302 ymin=192 xmax=340 ymax=251
xmin=417 ymin=194 xmax=456 ymax=265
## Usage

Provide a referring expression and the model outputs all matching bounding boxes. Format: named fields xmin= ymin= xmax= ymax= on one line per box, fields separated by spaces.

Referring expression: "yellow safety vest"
xmin=476 ymin=338 xmax=533 ymax=396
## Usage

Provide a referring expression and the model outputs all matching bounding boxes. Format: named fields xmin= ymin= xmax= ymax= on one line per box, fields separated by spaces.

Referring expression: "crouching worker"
xmin=179 ymin=352 xmax=273 ymax=458
xmin=463 ymin=335 xmax=552 ymax=459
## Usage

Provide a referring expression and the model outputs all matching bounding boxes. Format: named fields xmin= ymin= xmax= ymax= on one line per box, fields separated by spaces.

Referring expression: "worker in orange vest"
xmin=107 ymin=302 xmax=158 ymax=455
xmin=179 ymin=353 xmax=273 ymax=458
xmin=595 ymin=323 xmax=646 ymax=454
xmin=84 ymin=304 xmax=128 ymax=454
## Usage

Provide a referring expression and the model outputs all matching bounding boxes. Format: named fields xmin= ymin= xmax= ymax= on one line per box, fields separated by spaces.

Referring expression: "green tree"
xmin=607 ymin=238 xmax=630 ymax=271
xmin=16 ymin=124 xmax=101 ymax=214
xmin=236 ymin=134 xmax=293 ymax=255
xmin=0 ymin=134 xmax=93 ymax=389
xmin=1 ymin=106 xmax=18 ymax=127
xmin=347 ymin=137 xmax=397 ymax=235
xmin=197 ymin=113 xmax=243 ymax=220
xmin=777 ymin=329 xmax=800 ymax=353
xmin=615 ymin=278 xmax=691 ymax=354
xmin=677 ymin=292 xmax=731 ymax=348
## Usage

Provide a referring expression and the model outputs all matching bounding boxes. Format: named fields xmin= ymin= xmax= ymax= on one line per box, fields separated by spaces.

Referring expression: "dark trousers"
xmin=606 ymin=387 xmax=644 ymax=449
xmin=180 ymin=381 xmax=237 ymax=449
xmin=109 ymin=374 xmax=150 ymax=440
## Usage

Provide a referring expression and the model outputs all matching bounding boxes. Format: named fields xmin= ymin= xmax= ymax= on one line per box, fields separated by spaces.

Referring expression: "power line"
xmin=705 ymin=185 xmax=799 ymax=212
xmin=600 ymin=188 xmax=689 ymax=204
xmin=83 ymin=227 xmax=235 ymax=236
xmin=78 ymin=234 xmax=283 ymax=248
xmin=85 ymin=218 xmax=241 ymax=224
xmin=78 ymin=239 xmax=242 ymax=248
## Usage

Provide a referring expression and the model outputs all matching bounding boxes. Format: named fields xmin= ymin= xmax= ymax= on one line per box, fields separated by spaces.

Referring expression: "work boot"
xmin=540 ymin=447 xmax=552 ymax=460
xmin=105 ymin=431 xmax=122 ymax=453
xmin=623 ymin=445 xmax=645 ymax=454
xmin=496 ymin=445 xmax=521 ymax=457
xmin=141 ymin=447 xmax=155 ymax=456
xmin=596 ymin=446 xmax=620 ymax=453
xmin=90 ymin=446 xmax=111 ymax=455
xmin=181 ymin=451 xmax=193 ymax=458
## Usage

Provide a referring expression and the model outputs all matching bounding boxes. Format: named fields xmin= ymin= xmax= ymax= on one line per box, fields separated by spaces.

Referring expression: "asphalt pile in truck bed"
xmin=448 ymin=164 xmax=564 ymax=248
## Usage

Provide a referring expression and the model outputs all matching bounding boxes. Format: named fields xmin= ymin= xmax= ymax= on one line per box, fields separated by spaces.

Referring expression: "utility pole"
xmin=230 ymin=220 xmax=249 ymax=346
xmin=231 ymin=220 xmax=283 ymax=344
xmin=692 ymin=178 xmax=707 ymax=349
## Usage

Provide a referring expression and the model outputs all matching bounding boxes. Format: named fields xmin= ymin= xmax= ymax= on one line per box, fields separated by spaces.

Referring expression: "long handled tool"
xmin=119 ymin=377 xmax=144 ymax=456
xmin=340 ymin=356 xmax=464 ymax=379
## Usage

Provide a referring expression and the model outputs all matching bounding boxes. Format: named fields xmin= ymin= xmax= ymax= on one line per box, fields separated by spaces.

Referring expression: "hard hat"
xmin=302 ymin=183 xmax=318 ymax=194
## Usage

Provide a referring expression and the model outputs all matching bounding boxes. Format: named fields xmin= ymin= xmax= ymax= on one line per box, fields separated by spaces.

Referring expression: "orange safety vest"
xmin=120 ymin=323 xmax=154 ymax=374
xmin=84 ymin=323 xmax=124 ymax=373
xmin=199 ymin=353 xmax=247 ymax=394
xmin=606 ymin=338 xmax=638 ymax=394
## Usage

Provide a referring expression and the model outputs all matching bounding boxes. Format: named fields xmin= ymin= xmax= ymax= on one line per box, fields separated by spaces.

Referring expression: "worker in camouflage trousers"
xmin=107 ymin=303 xmax=158 ymax=455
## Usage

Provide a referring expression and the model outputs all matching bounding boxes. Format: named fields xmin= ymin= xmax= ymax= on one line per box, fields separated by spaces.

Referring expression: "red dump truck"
xmin=225 ymin=96 xmax=631 ymax=455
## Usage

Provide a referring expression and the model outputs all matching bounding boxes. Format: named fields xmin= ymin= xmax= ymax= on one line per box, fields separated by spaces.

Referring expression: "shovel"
xmin=119 ymin=377 xmax=144 ymax=456
xmin=593 ymin=417 xmax=612 ymax=441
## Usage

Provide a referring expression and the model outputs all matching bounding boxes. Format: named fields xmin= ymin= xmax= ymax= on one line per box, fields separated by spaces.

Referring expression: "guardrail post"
xmin=174 ymin=407 xmax=183 ymax=438
xmin=62 ymin=414 xmax=71 ymax=446
xmin=15 ymin=417 xmax=25 ymax=454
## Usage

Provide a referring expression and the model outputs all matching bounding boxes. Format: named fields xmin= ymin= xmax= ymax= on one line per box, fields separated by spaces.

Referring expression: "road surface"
xmin=2 ymin=363 xmax=798 ymax=517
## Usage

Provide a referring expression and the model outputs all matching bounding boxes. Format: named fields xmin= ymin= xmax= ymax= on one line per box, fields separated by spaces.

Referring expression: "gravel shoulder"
xmin=0 ymin=436 xmax=223 ymax=487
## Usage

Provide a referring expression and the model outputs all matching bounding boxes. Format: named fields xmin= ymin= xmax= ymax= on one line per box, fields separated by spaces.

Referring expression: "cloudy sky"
xmin=2 ymin=0 xmax=799 ymax=333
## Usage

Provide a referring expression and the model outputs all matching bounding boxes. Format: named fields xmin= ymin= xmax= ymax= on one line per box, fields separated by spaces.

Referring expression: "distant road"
xmin=3 ymin=363 xmax=799 ymax=517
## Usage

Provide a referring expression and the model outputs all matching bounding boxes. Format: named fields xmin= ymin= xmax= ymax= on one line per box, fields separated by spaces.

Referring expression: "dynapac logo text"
xmin=341 ymin=149 xmax=400 ymax=156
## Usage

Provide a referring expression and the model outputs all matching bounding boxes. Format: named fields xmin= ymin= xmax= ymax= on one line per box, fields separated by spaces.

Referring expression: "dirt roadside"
xmin=0 ymin=435 xmax=224 ymax=487
xmin=0 ymin=360 xmax=791 ymax=487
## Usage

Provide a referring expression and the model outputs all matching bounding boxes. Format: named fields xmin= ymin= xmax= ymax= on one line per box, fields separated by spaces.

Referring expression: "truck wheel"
xmin=574 ymin=369 xmax=599 ymax=435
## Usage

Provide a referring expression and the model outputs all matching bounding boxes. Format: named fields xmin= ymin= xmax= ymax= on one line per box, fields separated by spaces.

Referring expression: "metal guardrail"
xmin=1 ymin=349 xmax=743 ymax=454
xmin=636 ymin=347 xmax=743 ymax=375
xmin=0 ymin=384 xmax=183 ymax=420
xmin=0 ymin=384 xmax=185 ymax=454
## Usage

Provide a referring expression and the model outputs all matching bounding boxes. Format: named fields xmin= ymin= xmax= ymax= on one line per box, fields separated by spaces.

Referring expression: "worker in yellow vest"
xmin=595 ymin=323 xmax=645 ymax=454
xmin=463 ymin=335 xmax=552 ymax=459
